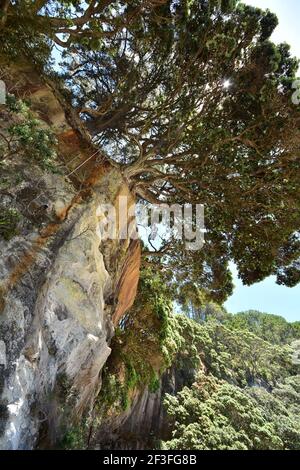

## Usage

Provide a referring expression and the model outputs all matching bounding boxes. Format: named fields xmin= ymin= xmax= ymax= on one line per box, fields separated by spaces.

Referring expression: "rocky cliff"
xmin=0 ymin=59 xmax=140 ymax=449
xmin=92 ymin=364 xmax=195 ymax=450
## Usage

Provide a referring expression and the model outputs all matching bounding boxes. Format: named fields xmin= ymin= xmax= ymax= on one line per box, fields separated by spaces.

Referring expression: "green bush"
xmin=0 ymin=95 xmax=58 ymax=170
xmin=0 ymin=207 xmax=21 ymax=240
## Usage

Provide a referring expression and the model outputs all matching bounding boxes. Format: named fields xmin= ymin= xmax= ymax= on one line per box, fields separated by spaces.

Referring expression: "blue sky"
xmin=225 ymin=0 xmax=300 ymax=323
xmin=244 ymin=0 xmax=300 ymax=61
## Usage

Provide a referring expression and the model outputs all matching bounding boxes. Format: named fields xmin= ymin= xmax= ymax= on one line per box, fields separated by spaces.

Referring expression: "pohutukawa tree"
xmin=1 ymin=0 xmax=300 ymax=303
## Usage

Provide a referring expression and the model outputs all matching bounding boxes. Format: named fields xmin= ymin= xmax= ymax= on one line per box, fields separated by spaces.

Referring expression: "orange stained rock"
xmin=2 ymin=161 xmax=119 ymax=297
xmin=113 ymin=239 xmax=141 ymax=325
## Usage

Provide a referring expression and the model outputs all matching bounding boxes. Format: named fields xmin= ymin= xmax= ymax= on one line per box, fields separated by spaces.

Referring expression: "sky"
xmin=224 ymin=0 xmax=300 ymax=323
xmin=244 ymin=0 xmax=300 ymax=61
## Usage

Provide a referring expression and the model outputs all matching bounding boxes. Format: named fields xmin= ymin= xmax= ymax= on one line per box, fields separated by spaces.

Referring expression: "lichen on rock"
xmin=0 ymin=61 xmax=140 ymax=450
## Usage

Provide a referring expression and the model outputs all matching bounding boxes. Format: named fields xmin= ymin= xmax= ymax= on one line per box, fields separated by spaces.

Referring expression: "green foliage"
xmin=1 ymin=1 xmax=300 ymax=298
xmin=247 ymin=376 xmax=300 ymax=450
xmin=226 ymin=310 xmax=300 ymax=345
xmin=98 ymin=269 xmax=209 ymax=416
xmin=163 ymin=373 xmax=283 ymax=450
xmin=99 ymin=267 xmax=298 ymax=444
xmin=162 ymin=308 xmax=300 ymax=450
xmin=174 ymin=313 xmax=294 ymax=387
xmin=0 ymin=207 xmax=21 ymax=240
xmin=2 ymin=95 xmax=58 ymax=170
xmin=60 ymin=425 xmax=87 ymax=450
xmin=292 ymin=323 xmax=300 ymax=339
xmin=98 ymin=372 xmax=124 ymax=413
xmin=98 ymin=269 xmax=176 ymax=414
xmin=56 ymin=0 xmax=300 ymax=296
xmin=149 ymin=371 xmax=160 ymax=394
xmin=96 ymin=263 xmax=299 ymax=450
xmin=2 ymin=2 xmax=298 ymax=450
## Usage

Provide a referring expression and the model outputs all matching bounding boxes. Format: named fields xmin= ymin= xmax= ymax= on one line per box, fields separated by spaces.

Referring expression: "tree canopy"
xmin=163 ymin=372 xmax=300 ymax=450
xmin=1 ymin=0 xmax=300 ymax=300
xmin=227 ymin=310 xmax=300 ymax=344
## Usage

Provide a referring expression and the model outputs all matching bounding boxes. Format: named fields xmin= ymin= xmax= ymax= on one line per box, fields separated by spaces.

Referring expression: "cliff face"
xmin=0 ymin=60 xmax=140 ymax=449
xmin=92 ymin=361 xmax=196 ymax=450
xmin=92 ymin=370 xmax=174 ymax=450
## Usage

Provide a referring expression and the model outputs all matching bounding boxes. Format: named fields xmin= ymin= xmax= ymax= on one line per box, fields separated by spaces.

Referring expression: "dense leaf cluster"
xmin=0 ymin=95 xmax=57 ymax=169
xmin=162 ymin=310 xmax=300 ymax=450
xmin=1 ymin=1 xmax=300 ymax=296
xmin=98 ymin=270 xmax=299 ymax=450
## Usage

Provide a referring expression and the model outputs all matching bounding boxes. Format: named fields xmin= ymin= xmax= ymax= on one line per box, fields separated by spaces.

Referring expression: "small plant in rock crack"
xmin=0 ymin=207 xmax=21 ymax=240
xmin=0 ymin=95 xmax=58 ymax=170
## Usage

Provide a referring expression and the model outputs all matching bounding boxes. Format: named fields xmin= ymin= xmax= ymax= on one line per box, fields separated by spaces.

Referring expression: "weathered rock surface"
xmin=93 ymin=363 xmax=196 ymax=450
xmin=0 ymin=60 xmax=140 ymax=449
